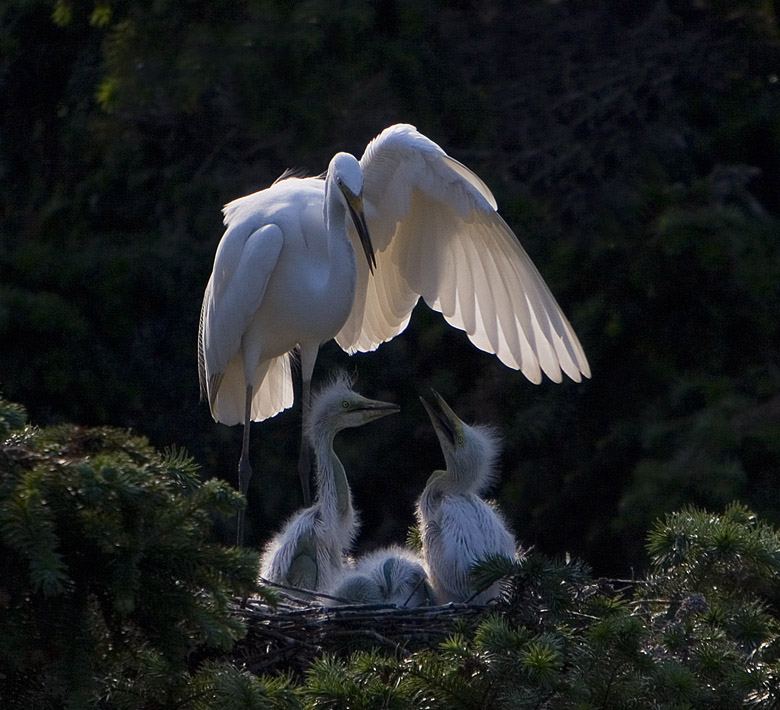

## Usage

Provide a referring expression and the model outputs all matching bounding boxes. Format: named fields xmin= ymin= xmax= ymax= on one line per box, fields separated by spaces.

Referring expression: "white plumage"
xmin=326 ymin=545 xmax=433 ymax=608
xmin=198 ymin=123 xmax=590 ymax=526
xmin=416 ymin=390 xmax=517 ymax=604
xmin=259 ymin=374 xmax=398 ymax=595
xmin=338 ymin=126 xmax=589 ymax=385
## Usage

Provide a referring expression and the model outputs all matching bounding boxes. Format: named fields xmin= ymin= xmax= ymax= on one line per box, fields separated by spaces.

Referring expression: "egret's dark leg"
xmin=297 ymin=375 xmax=312 ymax=507
xmin=297 ymin=345 xmax=319 ymax=507
xmin=236 ymin=384 xmax=253 ymax=546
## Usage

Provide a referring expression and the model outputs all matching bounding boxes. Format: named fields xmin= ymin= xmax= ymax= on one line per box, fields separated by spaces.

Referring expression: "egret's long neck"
xmin=419 ymin=463 xmax=474 ymax=519
xmin=442 ymin=457 xmax=480 ymax=493
xmin=323 ymin=180 xmax=344 ymax=239
xmin=418 ymin=469 xmax=454 ymax=520
xmin=322 ymin=184 xmax=357 ymax=299
xmin=313 ymin=430 xmax=352 ymax=524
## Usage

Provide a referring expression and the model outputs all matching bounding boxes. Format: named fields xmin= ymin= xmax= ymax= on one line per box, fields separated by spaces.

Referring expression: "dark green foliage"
xmin=2 ymin=1 xmax=780 ymax=704
xmin=0 ymin=399 xmax=27 ymax=440
xmin=188 ymin=663 xmax=301 ymax=710
xmin=3 ymin=0 xmax=779 ymax=576
xmin=0 ymin=402 xmax=261 ymax=708
xmin=646 ymin=502 xmax=780 ymax=602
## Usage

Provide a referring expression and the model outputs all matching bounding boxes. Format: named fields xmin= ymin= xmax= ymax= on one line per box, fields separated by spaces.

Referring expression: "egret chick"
xmin=327 ymin=545 xmax=433 ymax=608
xmin=259 ymin=374 xmax=398 ymax=596
xmin=416 ymin=390 xmax=516 ymax=604
xmin=198 ymin=124 xmax=590 ymax=539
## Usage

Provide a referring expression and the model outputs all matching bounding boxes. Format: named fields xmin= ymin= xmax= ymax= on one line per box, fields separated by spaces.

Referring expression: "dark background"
xmin=2 ymin=0 xmax=779 ymax=575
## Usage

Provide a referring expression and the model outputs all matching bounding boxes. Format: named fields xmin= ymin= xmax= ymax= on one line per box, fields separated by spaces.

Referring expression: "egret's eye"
xmin=341 ymin=400 xmax=349 ymax=409
xmin=457 ymin=435 xmax=465 ymax=445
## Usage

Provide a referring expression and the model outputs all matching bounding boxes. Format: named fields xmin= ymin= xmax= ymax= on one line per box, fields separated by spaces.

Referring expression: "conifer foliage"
xmin=0 ymin=397 xmax=262 ymax=708
xmin=3 ymin=396 xmax=780 ymax=707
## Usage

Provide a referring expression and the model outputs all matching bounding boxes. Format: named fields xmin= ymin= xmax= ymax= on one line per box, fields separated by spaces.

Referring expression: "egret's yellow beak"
xmin=346 ymin=192 xmax=375 ymax=273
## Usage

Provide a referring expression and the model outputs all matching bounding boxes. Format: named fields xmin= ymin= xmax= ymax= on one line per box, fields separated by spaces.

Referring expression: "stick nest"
xmin=231 ymin=586 xmax=488 ymax=676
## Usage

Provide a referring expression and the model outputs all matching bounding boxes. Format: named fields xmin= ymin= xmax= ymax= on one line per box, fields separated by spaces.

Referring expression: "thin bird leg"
xmin=236 ymin=384 xmax=253 ymax=546
xmin=297 ymin=344 xmax=320 ymax=507
xmin=297 ymin=375 xmax=312 ymax=507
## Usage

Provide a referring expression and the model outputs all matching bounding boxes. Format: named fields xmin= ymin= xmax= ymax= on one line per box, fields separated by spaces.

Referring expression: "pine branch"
xmin=0 ymin=399 xmax=27 ymax=440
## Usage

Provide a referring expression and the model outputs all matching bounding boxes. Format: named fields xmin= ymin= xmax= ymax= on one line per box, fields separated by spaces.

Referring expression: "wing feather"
xmin=488 ymin=218 xmax=561 ymax=370
xmin=199 ymin=222 xmax=285 ymax=422
xmin=467 ymin=227 xmax=529 ymax=374
xmin=482 ymin=222 xmax=544 ymax=375
xmin=450 ymin=225 xmax=476 ymax=335
xmin=486 ymin=212 xmax=589 ymax=380
xmin=336 ymin=123 xmax=590 ymax=383
xmin=467 ymin=237 xmax=501 ymax=355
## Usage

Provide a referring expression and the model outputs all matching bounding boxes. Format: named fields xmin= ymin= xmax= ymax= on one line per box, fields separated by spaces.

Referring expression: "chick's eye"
xmin=341 ymin=400 xmax=349 ymax=409
xmin=457 ymin=436 xmax=465 ymax=445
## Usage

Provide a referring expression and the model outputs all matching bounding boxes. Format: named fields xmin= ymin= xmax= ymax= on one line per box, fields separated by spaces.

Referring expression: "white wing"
xmin=198 ymin=221 xmax=289 ymax=424
xmin=336 ymin=124 xmax=590 ymax=384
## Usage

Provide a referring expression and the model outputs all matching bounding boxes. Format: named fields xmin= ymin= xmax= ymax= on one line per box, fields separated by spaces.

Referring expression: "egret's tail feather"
xmin=251 ymin=352 xmax=294 ymax=421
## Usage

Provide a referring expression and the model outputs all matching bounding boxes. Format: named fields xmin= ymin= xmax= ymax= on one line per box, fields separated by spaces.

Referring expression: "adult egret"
xmin=326 ymin=545 xmax=433 ymax=607
xmin=259 ymin=374 xmax=398 ymax=594
xmin=416 ymin=390 xmax=516 ymax=604
xmin=198 ymin=123 xmax=591 ymax=533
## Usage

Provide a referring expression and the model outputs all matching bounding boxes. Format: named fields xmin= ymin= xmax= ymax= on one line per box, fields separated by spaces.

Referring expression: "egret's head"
xmin=328 ymin=152 xmax=375 ymax=273
xmin=374 ymin=551 xmax=432 ymax=607
xmin=306 ymin=372 xmax=399 ymax=444
xmin=420 ymin=389 xmax=500 ymax=493
xmin=338 ymin=546 xmax=432 ymax=607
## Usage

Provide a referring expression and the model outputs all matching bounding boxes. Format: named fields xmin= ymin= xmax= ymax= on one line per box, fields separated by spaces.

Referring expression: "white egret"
xmin=198 ymin=123 xmax=590 ymax=537
xmin=326 ymin=545 xmax=433 ymax=607
xmin=259 ymin=374 xmax=398 ymax=595
xmin=416 ymin=390 xmax=516 ymax=604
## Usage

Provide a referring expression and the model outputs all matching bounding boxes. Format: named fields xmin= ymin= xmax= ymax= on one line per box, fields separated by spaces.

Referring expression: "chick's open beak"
xmin=420 ymin=389 xmax=458 ymax=447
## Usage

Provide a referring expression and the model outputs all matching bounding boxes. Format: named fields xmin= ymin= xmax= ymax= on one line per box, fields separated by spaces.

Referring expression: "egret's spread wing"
xmin=336 ymin=123 xmax=590 ymax=384
xmin=198 ymin=222 xmax=285 ymax=422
